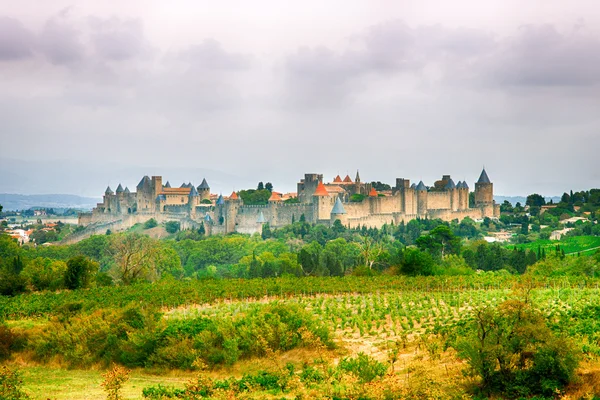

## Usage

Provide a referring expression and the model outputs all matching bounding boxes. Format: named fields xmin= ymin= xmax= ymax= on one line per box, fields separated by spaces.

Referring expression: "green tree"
xmin=257 ymin=182 xmax=264 ymax=190
xmin=457 ymin=296 xmax=580 ymax=397
xmin=526 ymin=193 xmax=546 ymax=208
xmin=143 ymin=218 xmax=158 ymax=229
xmin=165 ymin=221 xmax=180 ymax=234
xmin=500 ymin=200 xmax=513 ymax=213
xmin=399 ymin=248 xmax=434 ymax=276
xmin=261 ymin=223 xmax=272 ymax=240
xmin=265 ymin=182 xmax=273 ymax=192
xmin=298 ymin=242 xmax=322 ymax=276
xmin=64 ymin=256 xmax=98 ymax=290
xmin=416 ymin=225 xmax=461 ymax=258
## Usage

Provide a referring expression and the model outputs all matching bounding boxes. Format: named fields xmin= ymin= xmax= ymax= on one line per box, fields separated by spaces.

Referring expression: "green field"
xmin=511 ymin=235 xmax=600 ymax=255
xmin=4 ymin=275 xmax=600 ymax=399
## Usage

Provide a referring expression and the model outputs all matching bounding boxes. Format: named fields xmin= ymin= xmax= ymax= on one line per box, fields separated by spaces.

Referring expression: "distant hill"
xmin=495 ymin=195 xmax=561 ymax=206
xmin=0 ymin=194 xmax=101 ymax=211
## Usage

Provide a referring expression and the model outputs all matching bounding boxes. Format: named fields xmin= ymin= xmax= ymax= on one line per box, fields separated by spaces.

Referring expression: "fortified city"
xmin=79 ymin=168 xmax=500 ymax=235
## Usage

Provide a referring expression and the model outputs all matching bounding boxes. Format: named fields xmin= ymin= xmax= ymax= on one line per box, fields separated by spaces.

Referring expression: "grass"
xmin=511 ymin=235 xmax=600 ymax=255
xmin=9 ymin=365 xmax=192 ymax=400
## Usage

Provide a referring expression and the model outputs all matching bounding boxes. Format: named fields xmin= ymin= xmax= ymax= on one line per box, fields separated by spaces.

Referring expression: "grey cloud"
xmin=38 ymin=14 xmax=85 ymax=65
xmin=179 ymin=39 xmax=251 ymax=70
xmin=88 ymin=16 xmax=147 ymax=61
xmin=484 ymin=24 xmax=600 ymax=86
xmin=0 ymin=17 xmax=35 ymax=60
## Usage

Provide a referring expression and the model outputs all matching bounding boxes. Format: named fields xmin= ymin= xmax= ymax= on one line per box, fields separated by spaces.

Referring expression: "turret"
xmin=355 ymin=170 xmax=361 ymax=183
xmin=474 ymin=168 xmax=493 ymax=206
xmin=416 ymin=181 xmax=428 ymax=216
xmin=197 ymin=178 xmax=210 ymax=202
xmin=444 ymin=178 xmax=458 ymax=211
xmin=330 ymin=197 xmax=347 ymax=226
xmin=224 ymin=191 xmax=241 ymax=233
xmin=313 ymin=181 xmax=334 ymax=221
xmin=189 ymin=186 xmax=200 ymax=218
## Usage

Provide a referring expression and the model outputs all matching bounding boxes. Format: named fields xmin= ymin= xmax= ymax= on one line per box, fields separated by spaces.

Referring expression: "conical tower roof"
xmin=124 ymin=187 xmax=130 ymax=194
xmin=444 ymin=178 xmax=456 ymax=190
xmin=164 ymin=181 xmax=171 ymax=188
xmin=198 ymin=178 xmax=210 ymax=190
xmin=116 ymin=184 xmax=124 ymax=193
xmin=229 ymin=191 xmax=239 ymax=200
xmin=477 ymin=168 xmax=491 ymax=184
xmin=204 ymin=213 xmax=212 ymax=222
xmin=189 ymin=186 xmax=199 ymax=197
xmin=216 ymin=194 xmax=224 ymax=205
xmin=105 ymin=186 xmax=113 ymax=195
xmin=369 ymin=187 xmax=378 ymax=197
xmin=137 ymin=176 xmax=150 ymax=189
xmin=355 ymin=170 xmax=360 ymax=182
xmin=331 ymin=197 xmax=346 ymax=214
xmin=257 ymin=211 xmax=266 ymax=223
xmin=416 ymin=181 xmax=427 ymax=191
xmin=313 ymin=181 xmax=329 ymax=196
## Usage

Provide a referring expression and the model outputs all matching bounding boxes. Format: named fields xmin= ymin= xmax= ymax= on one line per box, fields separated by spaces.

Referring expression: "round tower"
xmin=224 ymin=191 xmax=241 ymax=233
xmin=313 ymin=180 xmax=333 ymax=221
xmin=415 ymin=181 xmax=428 ymax=216
xmin=330 ymin=197 xmax=348 ymax=226
xmin=474 ymin=168 xmax=493 ymax=206
xmin=197 ymin=178 xmax=210 ymax=202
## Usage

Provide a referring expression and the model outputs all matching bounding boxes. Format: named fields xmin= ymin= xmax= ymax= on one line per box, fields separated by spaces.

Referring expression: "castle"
xmin=78 ymin=168 xmax=500 ymax=235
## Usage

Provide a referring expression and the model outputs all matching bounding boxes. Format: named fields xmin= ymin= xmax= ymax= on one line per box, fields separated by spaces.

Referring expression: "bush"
xmin=144 ymin=219 xmax=158 ymax=229
xmin=165 ymin=221 xmax=180 ymax=234
xmin=456 ymin=297 xmax=580 ymax=398
xmin=0 ymin=366 xmax=30 ymax=399
xmin=338 ymin=352 xmax=388 ymax=383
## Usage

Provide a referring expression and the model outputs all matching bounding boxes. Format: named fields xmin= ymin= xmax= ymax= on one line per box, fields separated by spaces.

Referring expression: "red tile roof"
xmin=268 ymin=192 xmax=282 ymax=201
xmin=229 ymin=191 xmax=239 ymax=200
xmin=369 ymin=187 xmax=378 ymax=197
xmin=343 ymin=175 xmax=353 ymax=183
xmin=333 ymin=175 xmax=342 ymax=183
xmin=313 ymin=181 xmax=329 ymax=196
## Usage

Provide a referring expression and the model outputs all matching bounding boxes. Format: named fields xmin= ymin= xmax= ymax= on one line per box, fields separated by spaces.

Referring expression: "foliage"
xmin=238 ymin=189 xmax=271 ymax=205
xmin=350 ymin=193 xmax=366 ymax=202
xmin=101 ymin=364 xmax=130 ymax=400
xmin=338 ymin=352 xmax=387 ymax=383
xmin=456 ymin=296 xmax=580 ymax=398
xmin=64 ymin=256 xmax=98 ymax=290
xmin=0 ymin=366 xmax=30 ymax=399
xmin=165 ymin=221 xmax=180 ymax=234
xmin=143 ymin=218 xmax=158 ymax=229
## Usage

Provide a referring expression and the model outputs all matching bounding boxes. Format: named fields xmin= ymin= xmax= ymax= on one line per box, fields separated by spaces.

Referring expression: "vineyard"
xmin=3 ymin=275 xmax=600 ymax=399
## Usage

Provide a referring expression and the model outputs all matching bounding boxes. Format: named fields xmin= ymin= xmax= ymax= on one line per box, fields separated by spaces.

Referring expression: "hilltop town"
xmin=78 ymin=168 xmax=500 ymax=236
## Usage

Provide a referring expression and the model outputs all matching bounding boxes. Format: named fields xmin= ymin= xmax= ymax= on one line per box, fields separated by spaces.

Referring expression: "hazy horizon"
xmin=2 ymin=1 xmax=600 ymax=198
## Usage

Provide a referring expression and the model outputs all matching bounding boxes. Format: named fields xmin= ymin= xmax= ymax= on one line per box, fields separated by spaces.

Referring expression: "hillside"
xmin=0 ymin=194 xmax=100 ymax=211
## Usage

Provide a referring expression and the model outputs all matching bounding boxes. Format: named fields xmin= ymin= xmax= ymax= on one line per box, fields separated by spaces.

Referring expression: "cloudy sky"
xmin=1 ymin=0 xmax=599 ymax=197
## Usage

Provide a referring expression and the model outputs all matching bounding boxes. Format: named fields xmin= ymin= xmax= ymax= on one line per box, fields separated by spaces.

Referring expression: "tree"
xmin=298 ymin=242 xmax=322 ymax=276
xmin=143 ymin=218 xmax=158 ymax=229
xmin=261 ymin=223 xmax=271 ymax=240
xmin=416 ymin=225 xmax=461 ymax=258
xmin=64 ymin=256 xmax=98 ymax=290
xmin=399 ymin=248 xmax=433 ymax=276
xmin=456 ymin=296 xmax=580 ymax=397
xmin=500 ymin=200 xmax=514 ymax=213
xmin=257 ymin=182 xmax=264 ymax=190
xmin=358 ymin=236 xmax=382 ymax=270
xmin=165 ymin=221 xmax=180 ymax=234
xmin=106 ymin=234 xmax=166 ymax=284
xmin=265 ymin=182 xmax=273 ymax=192
xmin=526 ymin=193 xmax=546 ymax=208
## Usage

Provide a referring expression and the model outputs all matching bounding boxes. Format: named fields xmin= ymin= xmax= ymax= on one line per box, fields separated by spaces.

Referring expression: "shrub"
xmin=456 ymin=297 xmax=580 ymax=398
xmin=144 ymin=218 xmax=158 ymax=229
xmin=165 ymin=221 xmax=180 ymax=234
xmin=338 ymin=352 xmax=388 ymax=383
xmin=0 ymin=366 xmax=30 ymax=399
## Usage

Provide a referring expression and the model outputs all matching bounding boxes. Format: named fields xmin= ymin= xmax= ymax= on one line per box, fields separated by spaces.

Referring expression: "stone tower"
xmin=197 ymin=178 xmax=210 ymax=202
xmin=474 ymin=168 xmax=493 ymax=206
xmin=224 ymin=191 xmax=241 ymax=233
xmin=416 ymin=181 xmax=428 ymax=217
xmin=188 ymin=185 xmax=200 ymax=218
xmin=298 ymin=173 xmax=323 ymax=203
xmin=313 ymin=181 xmax=334 ymax=221
xmin=330 ymin=197 xmax=347 ymax=226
